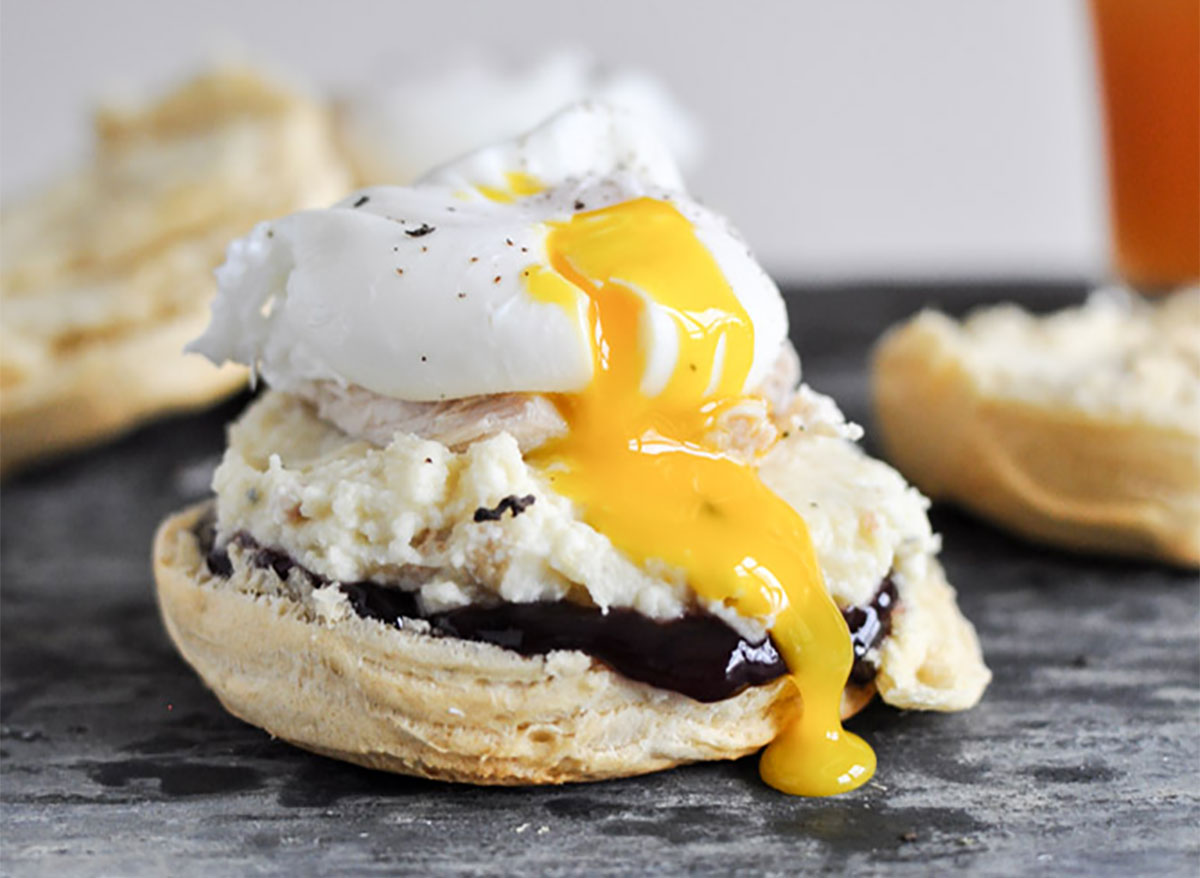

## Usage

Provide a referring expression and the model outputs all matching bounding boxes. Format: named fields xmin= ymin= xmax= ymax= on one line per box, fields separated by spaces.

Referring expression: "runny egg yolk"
xmin=524 ymin=196 xmax=876 ymax=796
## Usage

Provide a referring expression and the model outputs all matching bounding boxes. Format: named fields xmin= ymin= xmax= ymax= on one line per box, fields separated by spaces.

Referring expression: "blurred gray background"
xmin=0 ymin=0 xmax=1107 ymax=282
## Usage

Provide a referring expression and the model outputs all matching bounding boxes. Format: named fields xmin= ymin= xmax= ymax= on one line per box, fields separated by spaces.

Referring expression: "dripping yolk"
xmin=524 ymin=197 xmax=875 ymax=796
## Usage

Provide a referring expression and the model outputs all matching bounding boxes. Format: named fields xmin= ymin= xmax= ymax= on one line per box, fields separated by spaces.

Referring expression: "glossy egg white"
xmin=191 ymin=103 xmax=787 ymax=401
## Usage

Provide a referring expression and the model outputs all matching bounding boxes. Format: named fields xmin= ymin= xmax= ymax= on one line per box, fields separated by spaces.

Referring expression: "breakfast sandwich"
xmin=0 ymin=68 xmax=351 ymax=474
xmin=872 ymin=288 xmax=1200 ymax=565
xmin=153 ymin=103 xmax=989 ymax=796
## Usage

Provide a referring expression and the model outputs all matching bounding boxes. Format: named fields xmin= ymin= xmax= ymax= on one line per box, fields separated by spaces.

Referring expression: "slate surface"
xmin=2 ymin=284 xmax=1197 ymax=877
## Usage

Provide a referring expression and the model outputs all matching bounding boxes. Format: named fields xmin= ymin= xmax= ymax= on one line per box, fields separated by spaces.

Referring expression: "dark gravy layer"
xmin=198 ymin=519 xmax=895 ymax=702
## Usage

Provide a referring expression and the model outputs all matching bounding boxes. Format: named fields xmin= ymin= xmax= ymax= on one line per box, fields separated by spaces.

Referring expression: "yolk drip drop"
xmin=525 ymin=197 xmax=876 ymax=796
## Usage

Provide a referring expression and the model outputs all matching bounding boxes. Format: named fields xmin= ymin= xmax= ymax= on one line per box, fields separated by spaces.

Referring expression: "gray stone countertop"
xmin=2 ymin=284 xmax=1197 ymax=876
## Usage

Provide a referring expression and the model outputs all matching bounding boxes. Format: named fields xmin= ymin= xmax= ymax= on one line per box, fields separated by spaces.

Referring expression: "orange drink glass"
xmin=1090 ymin=0 xmax=1200 ymax=288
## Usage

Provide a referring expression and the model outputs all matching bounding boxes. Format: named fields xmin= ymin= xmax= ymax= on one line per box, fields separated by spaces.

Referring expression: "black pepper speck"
xmin=473 ymin=494 xmax=537 ymax=522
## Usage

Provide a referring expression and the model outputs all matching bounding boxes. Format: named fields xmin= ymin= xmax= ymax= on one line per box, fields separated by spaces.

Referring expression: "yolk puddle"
xmin=525 ymin=197 xmax=875 ymax=796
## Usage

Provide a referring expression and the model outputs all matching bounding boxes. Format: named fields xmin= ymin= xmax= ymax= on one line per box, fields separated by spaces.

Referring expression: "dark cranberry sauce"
xmin=198 ymin=519 xmax=895 ymax=701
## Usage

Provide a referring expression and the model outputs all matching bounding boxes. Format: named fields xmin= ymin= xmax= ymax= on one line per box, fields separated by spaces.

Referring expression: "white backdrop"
xmin=0 ymin=0 xmax=1108 ymax=282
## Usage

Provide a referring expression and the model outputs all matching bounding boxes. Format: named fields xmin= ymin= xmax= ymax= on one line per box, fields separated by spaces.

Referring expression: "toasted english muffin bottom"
xmin=155 ymin=503 xmax=814 ymax=784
